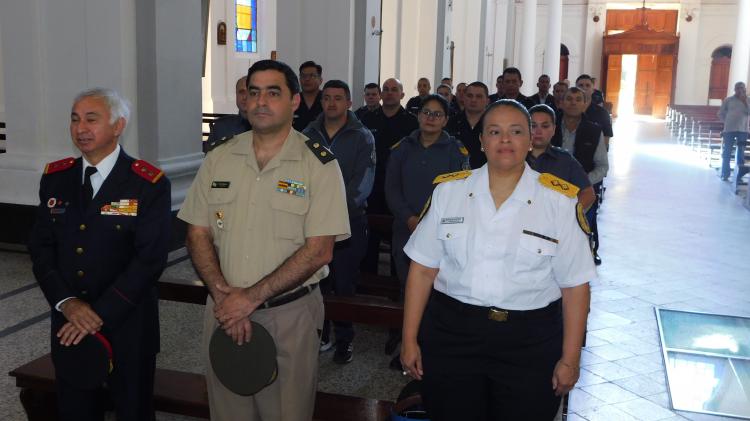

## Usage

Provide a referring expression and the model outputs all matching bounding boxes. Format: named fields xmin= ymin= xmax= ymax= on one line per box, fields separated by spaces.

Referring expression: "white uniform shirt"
xmin=404 ymin=163 xmax=597 ymax=310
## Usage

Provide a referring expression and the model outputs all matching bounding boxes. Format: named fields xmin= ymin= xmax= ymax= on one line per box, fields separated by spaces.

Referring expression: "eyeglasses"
xmin=420 ymin=109 xmax=445 ymax=119
xmin=299 ymin=73 xmax=319 ymax=80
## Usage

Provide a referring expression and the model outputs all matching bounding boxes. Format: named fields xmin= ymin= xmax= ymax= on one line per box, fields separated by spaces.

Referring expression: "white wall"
xmin=0 ymin=21 xmax=4 ymax=120
xmin=690 ymin=4 xmax=738 ymax=104
xmin=451 ymin=0 xmax=485 ymax=85
xmin=203 ymin=0 xmax=277 ymax=114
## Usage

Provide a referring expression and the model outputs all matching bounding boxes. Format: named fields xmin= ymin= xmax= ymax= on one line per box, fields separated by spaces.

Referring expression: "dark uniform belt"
xmin=259 ymin=283 xmax=318 ymax=309
xmin=432 ymin=290 xmax=561 ymax=322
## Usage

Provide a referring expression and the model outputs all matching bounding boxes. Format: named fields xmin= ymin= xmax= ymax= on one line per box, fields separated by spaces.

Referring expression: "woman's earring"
xmin=481 ymin=144 xmax=485 ymax=152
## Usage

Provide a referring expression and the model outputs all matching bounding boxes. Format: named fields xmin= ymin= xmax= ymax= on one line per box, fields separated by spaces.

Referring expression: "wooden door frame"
xmin=600 ymin=24 xmax=679 ymax=107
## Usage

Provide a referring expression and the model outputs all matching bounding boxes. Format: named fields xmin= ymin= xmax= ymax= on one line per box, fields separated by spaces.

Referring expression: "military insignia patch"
xmin=432 ymin=170 xmax=472 ymax=185
xmin=101 ymin=199 xmax=138 ymax=216
xmin=390 ymin=140 xmax=402 ymax=150
xmin=459 ymin=146 xmax=469 ymax=156
xmin=304 ymin=138 xmax=336 ymax=164
xmin=47 ymin=198 xmax=57 ymax=208
xmin=277 ymin=179 xmax=306 ymax=197
xmin=216 ymin=211 xmax=225 ymax=229
xmin=539 ymin=173 xmax=579 ymax=198
xmin=576 ymin=203 xmax=591 ymax=235
xmin=44 ymin=157 xmax=75 ymax=175
xmin=131 ymin=160 xmax=164 ymax=184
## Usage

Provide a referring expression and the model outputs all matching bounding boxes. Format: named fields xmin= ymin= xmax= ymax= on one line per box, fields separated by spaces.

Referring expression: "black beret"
xmin=209 ymin=321 xmax=277 ymax=396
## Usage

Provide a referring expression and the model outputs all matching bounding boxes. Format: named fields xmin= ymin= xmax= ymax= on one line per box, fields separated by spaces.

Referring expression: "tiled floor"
xmin=0 ymin=115 xmax=748 ymax=420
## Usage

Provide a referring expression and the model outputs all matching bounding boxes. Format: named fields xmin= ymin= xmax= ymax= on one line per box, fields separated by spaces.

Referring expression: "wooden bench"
xmin=9 ymin=354 xmax=394 ymax=421
xmin=9 ymin=279 xmax=403 ymax=420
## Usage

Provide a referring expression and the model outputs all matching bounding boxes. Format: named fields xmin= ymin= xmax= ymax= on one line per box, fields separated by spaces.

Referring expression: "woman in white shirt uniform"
xmin=400 ymin=100 xmax=596 ymax=420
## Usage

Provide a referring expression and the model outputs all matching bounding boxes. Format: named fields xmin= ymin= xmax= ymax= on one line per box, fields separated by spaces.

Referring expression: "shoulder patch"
xmin=305 ymin=138 xmax=336 ymax=164
xmin=390 ymin=140 xmax=402 ymax=150
xmin=131 ymin=160 xmax=164 ymax=184
xmin=539 ymin=173 xmax=579 ymax=198
xmin=576 ymin=202 xmax=591 ymax=235
xmin=44 ymin=157 xmax=76 ymax=175
xmin=432 ymin=170 xmax=472 ymax=185
xmin=207 ymin=135 xmax=233 ymax=152
xmin=458 ymin=146 xmax=469 ymax=156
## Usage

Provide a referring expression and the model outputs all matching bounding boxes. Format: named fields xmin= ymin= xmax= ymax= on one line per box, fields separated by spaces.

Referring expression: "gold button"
xmin=77 ymin=270 xmax=84 ymax=277
xmin=321 ymin=151 xmax=327 ymax=157
xmin=313 ymin=142 xmax=320 ymax=148
xmin=116 ymin=224 xmax=122 ymax=230
xmin=75 ymin=247 xmax=84 ymax=255
xmin=79 ymin=224 xmax=86 ymax=231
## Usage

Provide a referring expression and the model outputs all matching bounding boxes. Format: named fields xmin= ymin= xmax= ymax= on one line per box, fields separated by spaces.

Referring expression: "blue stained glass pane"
xmin=235 ymin=0 xmax=257 ymax=53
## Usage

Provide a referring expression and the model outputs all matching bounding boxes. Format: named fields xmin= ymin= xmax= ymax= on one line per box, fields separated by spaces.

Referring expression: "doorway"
xmin=617 ymin=55 xmax=637 ymax=116
xmin=708 ymin=46 xmax=731 ymax=101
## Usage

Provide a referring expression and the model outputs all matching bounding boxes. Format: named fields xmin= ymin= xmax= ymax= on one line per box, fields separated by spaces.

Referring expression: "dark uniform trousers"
xmin=418 ymin=291 xmax=563 ymax=421
xmin=29 ymin=150 xmax=170 ymax=421
xmin=321 ymin=212 xmax=368 ymax=343
xmin=587 ymin=182 xmax=602 ymax=255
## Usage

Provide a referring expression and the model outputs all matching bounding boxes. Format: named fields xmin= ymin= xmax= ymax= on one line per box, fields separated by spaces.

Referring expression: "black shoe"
xmin=389 ymin=354 xmax=402 ymax=371
xmin=333 ymin=342 xmax=353 ymax=364
xmin=385 ymin=330 xmax=401 ymax=355
xmin=594 ymin=254 xmax=602 ymax=265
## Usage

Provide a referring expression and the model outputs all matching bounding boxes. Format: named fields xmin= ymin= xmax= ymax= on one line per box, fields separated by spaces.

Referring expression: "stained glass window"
xmin=235 ymin=0 xmax=257 ymax=53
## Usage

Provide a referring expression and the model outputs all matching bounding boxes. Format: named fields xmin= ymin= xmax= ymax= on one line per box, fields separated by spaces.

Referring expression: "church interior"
xmin=1 ymin=0 xmax=749 ymax=420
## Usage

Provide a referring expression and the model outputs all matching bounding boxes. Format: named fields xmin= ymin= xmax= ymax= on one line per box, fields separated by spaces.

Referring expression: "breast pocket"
xmin=271 ymin=193 xmax=309 ymax=245
xmin=515 ymin=233 xmax=557 ymax=274
xmin=207 ymin=188 xmax=238 ymax=241
xmin=437 ymin=224 xmax=468 ymax=268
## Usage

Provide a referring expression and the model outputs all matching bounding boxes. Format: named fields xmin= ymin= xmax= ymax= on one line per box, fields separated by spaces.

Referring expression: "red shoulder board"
xmin=131 ymin=160 xmax=164 ymax=184
xmin=44 ymin=157 xmax=76 ymax=175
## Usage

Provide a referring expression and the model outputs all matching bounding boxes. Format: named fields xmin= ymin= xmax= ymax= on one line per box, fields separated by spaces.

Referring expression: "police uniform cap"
xmin=51 ymin=332 xmax=112 ymax=390
xmin=209 ymin=321 xmax=277 ymax=396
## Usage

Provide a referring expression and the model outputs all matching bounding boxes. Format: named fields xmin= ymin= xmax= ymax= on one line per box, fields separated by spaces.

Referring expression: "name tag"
xmin=211 ymin=181 xmax=231 ymax=188
xmin=441 ymin=217 xmax=464 ymax=224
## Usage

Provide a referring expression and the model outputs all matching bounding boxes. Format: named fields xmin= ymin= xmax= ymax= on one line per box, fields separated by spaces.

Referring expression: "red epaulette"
xmin=43 ymin=157 xmax=76 ymax=175
xmin=131 ymin=159 xmax=164 ymax=184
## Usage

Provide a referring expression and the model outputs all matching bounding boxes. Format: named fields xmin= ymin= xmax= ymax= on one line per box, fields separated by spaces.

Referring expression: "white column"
xmin=674 ymin=5 xmax=700 ymax=104
xmin=728 ymin=0 xmax=750 ymax=93
xmin=544 ymin=0 xmax=562 ymax=81
xmin=518 ymin=0 xmax=537 ymax=95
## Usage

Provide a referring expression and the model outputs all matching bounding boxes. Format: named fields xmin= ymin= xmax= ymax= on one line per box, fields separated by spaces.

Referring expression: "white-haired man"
xmin=29 ymin=88 xmax=171 ymax=421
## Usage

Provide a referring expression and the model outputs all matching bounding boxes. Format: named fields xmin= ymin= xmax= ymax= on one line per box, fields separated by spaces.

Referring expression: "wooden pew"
xmin=9 ymin=354 xmax=393 ymax=421
xmin=9 ymin=279 xmax=403 ymax=421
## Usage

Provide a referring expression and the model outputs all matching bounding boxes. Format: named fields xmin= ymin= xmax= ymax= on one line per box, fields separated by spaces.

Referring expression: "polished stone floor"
xmin=0 ymin=115 xmax=748 ymax=420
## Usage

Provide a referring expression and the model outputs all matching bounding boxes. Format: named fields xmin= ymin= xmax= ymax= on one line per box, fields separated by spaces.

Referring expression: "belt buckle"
xmin=488 ymin=308 xmax=508 ymax=322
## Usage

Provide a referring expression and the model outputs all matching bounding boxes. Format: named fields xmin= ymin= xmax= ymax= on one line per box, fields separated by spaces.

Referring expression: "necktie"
xmin=82 ymin=166 xmax=98 ymax=208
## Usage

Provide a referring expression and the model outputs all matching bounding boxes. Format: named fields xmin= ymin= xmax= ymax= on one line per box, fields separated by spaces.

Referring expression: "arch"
xmin=559 ymin=44 xmax=569 ymax=81
xmin=708 ymin=45 xmax=732 ymax=100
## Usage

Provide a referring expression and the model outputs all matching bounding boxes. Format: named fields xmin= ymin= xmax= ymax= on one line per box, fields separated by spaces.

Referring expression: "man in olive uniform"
xmin=179 ymin=60 xmax=350 ymax=421
xmin=29 ymin=88 xmax=171 ymax=421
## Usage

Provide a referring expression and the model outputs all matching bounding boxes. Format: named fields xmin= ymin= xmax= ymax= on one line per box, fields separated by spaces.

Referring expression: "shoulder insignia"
xmin=390 ymin=140 xmax=402 ymax=150
xmin=539 ymin=173 xmax=579 ymax=198
xmin=131 ymin=160 xmax=164 ymax=183
xmin=576 ymin=202 xmax=591 ymax=235
xmin=304 ymin=138 xmax=336 ymax=164
xmin=44 ymin=157 xmax=75 ymax=175
xmin=207 ymin=135 xmax=233 ymax=152
xmin=432 ymin=170 xmax=472 ymax=185
xmin=458 ymin=146 xmax=469 ymax=156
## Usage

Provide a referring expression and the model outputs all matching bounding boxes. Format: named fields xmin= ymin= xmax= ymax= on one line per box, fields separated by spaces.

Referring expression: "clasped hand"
xmin=57 ymin=298 xmax=103 ymax=346
xmin=214 ymin=283 xmax=259 ymax=345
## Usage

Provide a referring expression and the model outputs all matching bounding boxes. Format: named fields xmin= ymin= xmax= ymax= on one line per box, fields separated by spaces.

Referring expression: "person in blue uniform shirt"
xmin=293 ymin=60 xmax=324 ymax=131
xmin=527 ymin=104 xmax=596 ymax=211
xmin=384 ymin=94 xmax=469 ymax=366
xmin=400 ymin=100 xmax=595 ymax=420
xmin=303 ymin=80 xmax=376 ymax=364
xmin=205 ymin=76 xmax=253 ymax=152
xmin=28 ymin=88 xmax=172 ymax=421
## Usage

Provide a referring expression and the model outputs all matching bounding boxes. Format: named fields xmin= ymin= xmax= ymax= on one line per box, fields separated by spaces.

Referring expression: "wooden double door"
xmin=606 ymin=54 xmax=674 ymax=117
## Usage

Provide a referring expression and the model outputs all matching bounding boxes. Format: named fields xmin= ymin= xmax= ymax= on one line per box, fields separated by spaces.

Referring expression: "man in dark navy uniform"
xmin=446 ymin=81 xmax=490 ymax=169
xmin=205 ymin=76 xmax=252 ymax=152
xmin=292 ymin=60 xmax=324 ymax=131
xmin=28 ymin=88 xmax=171 ymax=421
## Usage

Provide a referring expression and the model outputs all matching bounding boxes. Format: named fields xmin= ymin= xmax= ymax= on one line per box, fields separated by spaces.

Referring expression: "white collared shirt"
xmin=82 ymin=144 xmax=120 ymax=197
xmin=404 ymin=163 xmax=597 ymax=310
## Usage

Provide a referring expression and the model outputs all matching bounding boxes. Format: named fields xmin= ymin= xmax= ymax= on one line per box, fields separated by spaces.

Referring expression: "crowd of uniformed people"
xmin=31 ymin=57 xmax=611 ymax=420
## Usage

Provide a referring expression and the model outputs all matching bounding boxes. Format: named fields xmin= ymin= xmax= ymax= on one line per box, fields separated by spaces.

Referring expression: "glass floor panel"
xmin=657 ymin=308 xmax=750 ymax=419
xmin=659 ymin=309 xmax=750 ymax=358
